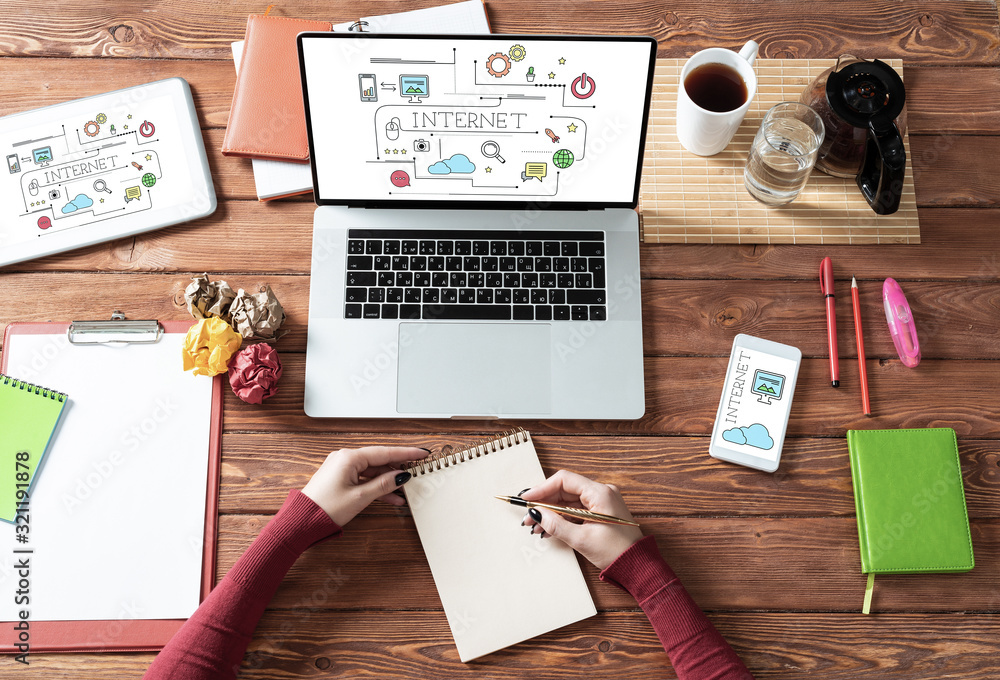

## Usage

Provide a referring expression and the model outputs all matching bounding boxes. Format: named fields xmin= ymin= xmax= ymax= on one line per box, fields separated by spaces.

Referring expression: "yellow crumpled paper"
xmin=182 ymin=317 xmax=243 ymax=376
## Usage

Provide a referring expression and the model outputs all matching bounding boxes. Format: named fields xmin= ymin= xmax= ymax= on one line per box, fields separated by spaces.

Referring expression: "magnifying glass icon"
xmin=93 ymin=179 xmax=112 ymax=194
xmin=481 ymin=140 xmax=506 ymax=164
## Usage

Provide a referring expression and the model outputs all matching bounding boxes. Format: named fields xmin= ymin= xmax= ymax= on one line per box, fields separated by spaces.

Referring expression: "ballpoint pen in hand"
xmin=494 ymin=495 xmax=640 ymax=527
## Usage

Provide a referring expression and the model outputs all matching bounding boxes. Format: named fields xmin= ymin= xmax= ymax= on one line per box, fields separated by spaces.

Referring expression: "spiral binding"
xmin=406 ymin=428 xmax=530 ymax=477
xmin=1 ymin=373 xmax=67 ymax=402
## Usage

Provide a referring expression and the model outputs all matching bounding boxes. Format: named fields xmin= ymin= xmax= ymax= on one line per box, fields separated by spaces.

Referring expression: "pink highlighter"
xmin=883 ymin=278 xmax=921 ymax=368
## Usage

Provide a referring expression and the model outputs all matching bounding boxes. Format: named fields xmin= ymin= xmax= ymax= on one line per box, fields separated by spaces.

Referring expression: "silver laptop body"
xmin=298 ymin=34 xmax=657 ymax=419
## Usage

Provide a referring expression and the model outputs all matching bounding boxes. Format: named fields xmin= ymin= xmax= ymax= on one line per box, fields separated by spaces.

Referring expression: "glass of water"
xmin=744 ymin=102 xmax=825 ymax=206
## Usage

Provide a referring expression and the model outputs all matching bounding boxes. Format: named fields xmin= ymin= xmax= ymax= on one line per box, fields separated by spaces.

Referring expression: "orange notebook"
xmin=221 ymin=14 xmax=331 ymax=162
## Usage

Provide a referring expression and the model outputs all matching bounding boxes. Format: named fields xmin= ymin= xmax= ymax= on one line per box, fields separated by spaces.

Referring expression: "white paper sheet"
xmin=0 ymin=331 xmax=213 ymax=621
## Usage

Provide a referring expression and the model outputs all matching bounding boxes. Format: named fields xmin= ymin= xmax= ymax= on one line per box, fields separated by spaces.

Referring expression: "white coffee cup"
xmin=676 ymin=41 xmax=759 ymax=156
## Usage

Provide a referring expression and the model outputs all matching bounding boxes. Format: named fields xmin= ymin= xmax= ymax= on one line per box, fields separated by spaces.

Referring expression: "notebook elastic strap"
xmin=862 ymin=572 xmax=875 ymax=615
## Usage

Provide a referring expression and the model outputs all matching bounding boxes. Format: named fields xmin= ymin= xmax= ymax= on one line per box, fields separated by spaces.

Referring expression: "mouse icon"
xmin=28 ymin=179 xmax=39 ymax=196
xmin=385 ymin=117 xmax=401 ymax=141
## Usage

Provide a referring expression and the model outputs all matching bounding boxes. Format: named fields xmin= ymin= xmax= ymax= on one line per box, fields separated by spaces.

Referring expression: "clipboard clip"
xmin=67 ymin=311 xmax=163 ymax=345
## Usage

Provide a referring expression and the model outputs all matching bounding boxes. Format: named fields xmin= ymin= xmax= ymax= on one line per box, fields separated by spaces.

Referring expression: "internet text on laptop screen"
xmin=300 ymin=35 xmax=655 ymax=208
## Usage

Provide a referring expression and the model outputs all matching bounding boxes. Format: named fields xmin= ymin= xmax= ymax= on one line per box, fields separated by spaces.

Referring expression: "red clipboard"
xmin=1 ymin=320 xmax=221 ymax=653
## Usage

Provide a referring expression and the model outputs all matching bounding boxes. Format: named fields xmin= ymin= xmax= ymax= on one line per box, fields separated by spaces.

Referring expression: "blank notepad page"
xmin=404 ymin=431 xmax=595 ymax=662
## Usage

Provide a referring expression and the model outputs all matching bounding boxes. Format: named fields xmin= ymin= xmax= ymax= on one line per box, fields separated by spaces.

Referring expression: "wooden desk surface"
xmin=1 ymin=1 xmax=998 ymax=678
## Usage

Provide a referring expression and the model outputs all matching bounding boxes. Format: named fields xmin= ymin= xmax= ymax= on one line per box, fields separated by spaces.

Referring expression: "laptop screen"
xmin=298 ymin=34 xmax=657 ymax=209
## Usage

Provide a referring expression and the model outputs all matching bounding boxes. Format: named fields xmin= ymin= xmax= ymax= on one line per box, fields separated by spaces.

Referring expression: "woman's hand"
xmin=521 ymin=470 xmax=644 ymax=571
xmin=302 ymin=446 xmax=427 ymax=527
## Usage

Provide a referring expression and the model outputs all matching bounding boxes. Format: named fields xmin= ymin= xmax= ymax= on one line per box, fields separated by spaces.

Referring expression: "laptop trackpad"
xmin=397 ymin=323 xmax=551 ymax=416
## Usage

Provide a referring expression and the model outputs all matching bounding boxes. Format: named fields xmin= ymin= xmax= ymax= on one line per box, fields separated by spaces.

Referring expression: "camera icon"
xmin=49 ymin=189 xmax=61 ymax=200
xmin=414 ymin=139 xmax=430 ymax=152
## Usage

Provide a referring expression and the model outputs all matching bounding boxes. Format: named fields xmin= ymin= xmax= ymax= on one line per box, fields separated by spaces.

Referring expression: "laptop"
xmin=297 ymin=33 xmax=657 ymax=419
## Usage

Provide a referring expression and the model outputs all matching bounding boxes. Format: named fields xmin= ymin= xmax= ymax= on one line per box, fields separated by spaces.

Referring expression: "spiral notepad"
xmin=404 ymin=429 xmax=596 ymax=662
xmin=0 ymin=374 xmax=68 ymax=523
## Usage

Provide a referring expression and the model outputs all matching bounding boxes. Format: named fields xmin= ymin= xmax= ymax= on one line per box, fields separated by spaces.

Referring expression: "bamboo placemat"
xmin=639 ymin=59 xmax=920 ymax=244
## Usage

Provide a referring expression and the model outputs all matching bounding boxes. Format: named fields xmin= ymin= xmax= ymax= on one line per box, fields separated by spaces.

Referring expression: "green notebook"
xmin=847 ymin=427 xmax=974 ymax=613
xmin=0 ymin=373 xmax=68 ymax=523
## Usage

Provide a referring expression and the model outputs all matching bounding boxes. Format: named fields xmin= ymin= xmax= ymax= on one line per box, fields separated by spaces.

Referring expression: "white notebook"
xmin=404 ymin=430 xmax=596 ymax=662
xmin=231 ymin=0 xmax=491 ymax=200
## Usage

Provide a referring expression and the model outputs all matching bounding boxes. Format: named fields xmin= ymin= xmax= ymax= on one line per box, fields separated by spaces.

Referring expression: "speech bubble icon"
xmin=521 ymin=162 xmax=547 ymax=182
xmin=390 ymin=170 xmax=410 ymax=187
xmin=125 ymin=186 xmax=142 ymax=202
xmin=37 ymin=216 xmax=51 ymax=230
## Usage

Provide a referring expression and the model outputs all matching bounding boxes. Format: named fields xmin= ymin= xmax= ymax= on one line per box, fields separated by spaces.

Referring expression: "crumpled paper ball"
xmin=229 ymin=285 xmax=287 ymax=343
xmin=228 ymin=343 xmax=283 ymax=404
xmin=182 ymin=317 xmax=243 ymax=377
xmin=184 ymin=274 xmax=236 ymax=320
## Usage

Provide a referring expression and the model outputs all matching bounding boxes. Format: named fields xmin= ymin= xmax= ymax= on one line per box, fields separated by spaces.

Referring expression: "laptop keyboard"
xmin=344 ymin=229 xmax=607 ymax=321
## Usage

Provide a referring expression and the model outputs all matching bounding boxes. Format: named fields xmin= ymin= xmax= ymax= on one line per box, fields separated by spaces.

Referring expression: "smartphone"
xmin=7 ymin=154 xmax=19 ymax=174
xmin=709 ymin=334 xmax=802 ymax=472
xmin=358 ymin=74 xmax=377 ymax=102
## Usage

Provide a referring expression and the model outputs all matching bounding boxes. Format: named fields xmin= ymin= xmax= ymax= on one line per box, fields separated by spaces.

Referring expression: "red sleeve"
xmin=600 ymin=536 xmax=754 ymax=680
xmin=143 ymin=490 xmax=342 ymax=680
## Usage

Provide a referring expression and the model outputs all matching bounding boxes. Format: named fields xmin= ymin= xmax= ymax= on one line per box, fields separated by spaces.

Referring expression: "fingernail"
xmin=394 ymin=471 xmax=412 ymax=486
xmin=528 ymin=508 xmax=542 ymax=523
xmin=517 ymin=487 xmax=531 ymax=497
xmin=419 ymin=448 xmax=433 ymax=454
xmin=538 ymin=530 xmax=547 ymax=539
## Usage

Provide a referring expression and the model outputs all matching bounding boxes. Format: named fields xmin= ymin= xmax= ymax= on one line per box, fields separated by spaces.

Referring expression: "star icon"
xmin=124 ymin=125 xmax=129 ymax=130
xmin=401 ymin=149 xmax=407 ymax=154
xmin=485 ymin=166 xmax=492 ymax=173
xmin=100 ymin=198 xmax=105 ymax=203
xmin=548 ymin=72 xmax=556 ymax=79
xmin=385 ymin=148 xmax=391 ymax=154
xmin=127 ymin=114 xmax=132 ymax=119
xmin=393 ymin=149 xmax=399 ymax=154
xmin=567 ymin=123 xmax=578 ymax=132
xmin=558 ymin=57 xmax=566 ymax=65
xmin=145 ymin=154 xmax=152 ymax=161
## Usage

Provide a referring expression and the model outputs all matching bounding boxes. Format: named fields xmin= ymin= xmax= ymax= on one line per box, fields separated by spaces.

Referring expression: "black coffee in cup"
xmin=684 ymin=63 xmax=748 ymax=112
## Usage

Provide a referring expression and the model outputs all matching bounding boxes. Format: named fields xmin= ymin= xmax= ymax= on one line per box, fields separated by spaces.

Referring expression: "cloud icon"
xmin=722 ymin=423 xmax=774 ymax=450
xmin=428 ymin=153 xmax=476 ymax=175
xmin=61 ymin=193 xmax=94 ymax=214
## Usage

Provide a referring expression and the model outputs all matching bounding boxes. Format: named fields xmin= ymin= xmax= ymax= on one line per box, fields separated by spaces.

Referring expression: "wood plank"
xmin=0 ymin=1 xmax=997 ymax=62
xmin=215 ymin=515 xmax=999 ymax=612
xmin=2 ymin=273 xmax=998 ymax=360
xmin=639 ymin=208 xmax=1000 ymax=280
xmin=19 ymin=611 xmax=1000 ymax=679
xmin=216 ymin=354 xmax=1000 ymax=437
xmin=4 ymin=202 xmax=998 ymax=280
xmin=219 ymin=433 xmax=1000 ymax=517
xmin=906 ymin=66 xmax=1000 ymax=134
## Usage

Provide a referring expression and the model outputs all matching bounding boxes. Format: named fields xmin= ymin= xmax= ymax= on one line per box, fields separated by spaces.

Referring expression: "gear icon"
xmin=95 ymin=113 xmax=107 ymax=124
xmin=83 ymin=120 xmax=100 ymax=137
xmin=486 ymin=51 xmax=511 ymax=77
xmin=508 ymin=44 xmax=526 ymax=62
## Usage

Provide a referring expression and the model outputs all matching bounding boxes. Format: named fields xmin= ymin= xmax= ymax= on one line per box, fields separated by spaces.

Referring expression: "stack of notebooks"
xmin=225 ymin=0 xmax=491 ymax=200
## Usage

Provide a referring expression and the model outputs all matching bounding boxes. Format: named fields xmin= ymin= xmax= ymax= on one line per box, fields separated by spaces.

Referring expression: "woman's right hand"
xmin=521 ymin=470 xmax=644 ymax=571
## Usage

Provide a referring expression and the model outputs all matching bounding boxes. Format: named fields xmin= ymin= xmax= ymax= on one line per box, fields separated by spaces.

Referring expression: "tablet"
xmin=709 ymin=334 xmax=802 ymax=472
xmin=0 ymin=78 xmax=216 ymax=266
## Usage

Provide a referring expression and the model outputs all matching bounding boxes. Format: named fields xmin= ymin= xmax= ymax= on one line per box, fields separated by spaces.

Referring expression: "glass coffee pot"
xmin=800 ymin=55 xmax=907 ymax=215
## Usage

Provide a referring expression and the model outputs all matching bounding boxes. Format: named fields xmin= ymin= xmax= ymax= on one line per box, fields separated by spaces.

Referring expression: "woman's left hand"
xmin=302 ymin=446 xmax=426 ymax=526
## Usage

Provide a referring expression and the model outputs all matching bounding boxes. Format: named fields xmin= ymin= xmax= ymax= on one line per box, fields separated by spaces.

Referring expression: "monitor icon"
xmin=32 ymin=146 xmax=53 ymax=167
xmin=752 ymin=370 xmax=786 ymax=405
xmin=400 ymin=74 xmax=429 ymax=103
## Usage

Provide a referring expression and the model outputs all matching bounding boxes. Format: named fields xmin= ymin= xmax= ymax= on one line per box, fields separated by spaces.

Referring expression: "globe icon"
xmin=553 ymin=149 xmax=574 ymax=169
xmin=141 ymin=173 xmax=156 ymax=188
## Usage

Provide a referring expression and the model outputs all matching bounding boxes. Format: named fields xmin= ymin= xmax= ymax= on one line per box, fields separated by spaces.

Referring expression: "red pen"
xmin=851 ymin=277 xmax=871 ymax=414
xmin=820 ymin=257 xmax=839 ymax=387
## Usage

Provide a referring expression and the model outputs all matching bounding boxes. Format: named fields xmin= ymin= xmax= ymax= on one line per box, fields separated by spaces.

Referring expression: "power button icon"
xmin=139 ymin=120 xmax=155 ymax=137
xmin=570 ymin=72 xmax=596 ymax=99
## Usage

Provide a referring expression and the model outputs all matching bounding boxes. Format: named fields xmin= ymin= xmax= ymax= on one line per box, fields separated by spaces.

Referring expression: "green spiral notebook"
xmin=0 ymin=374 xmax=68 ymax=523
xmin=847 ymin=427 xmax=974 ymax=614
